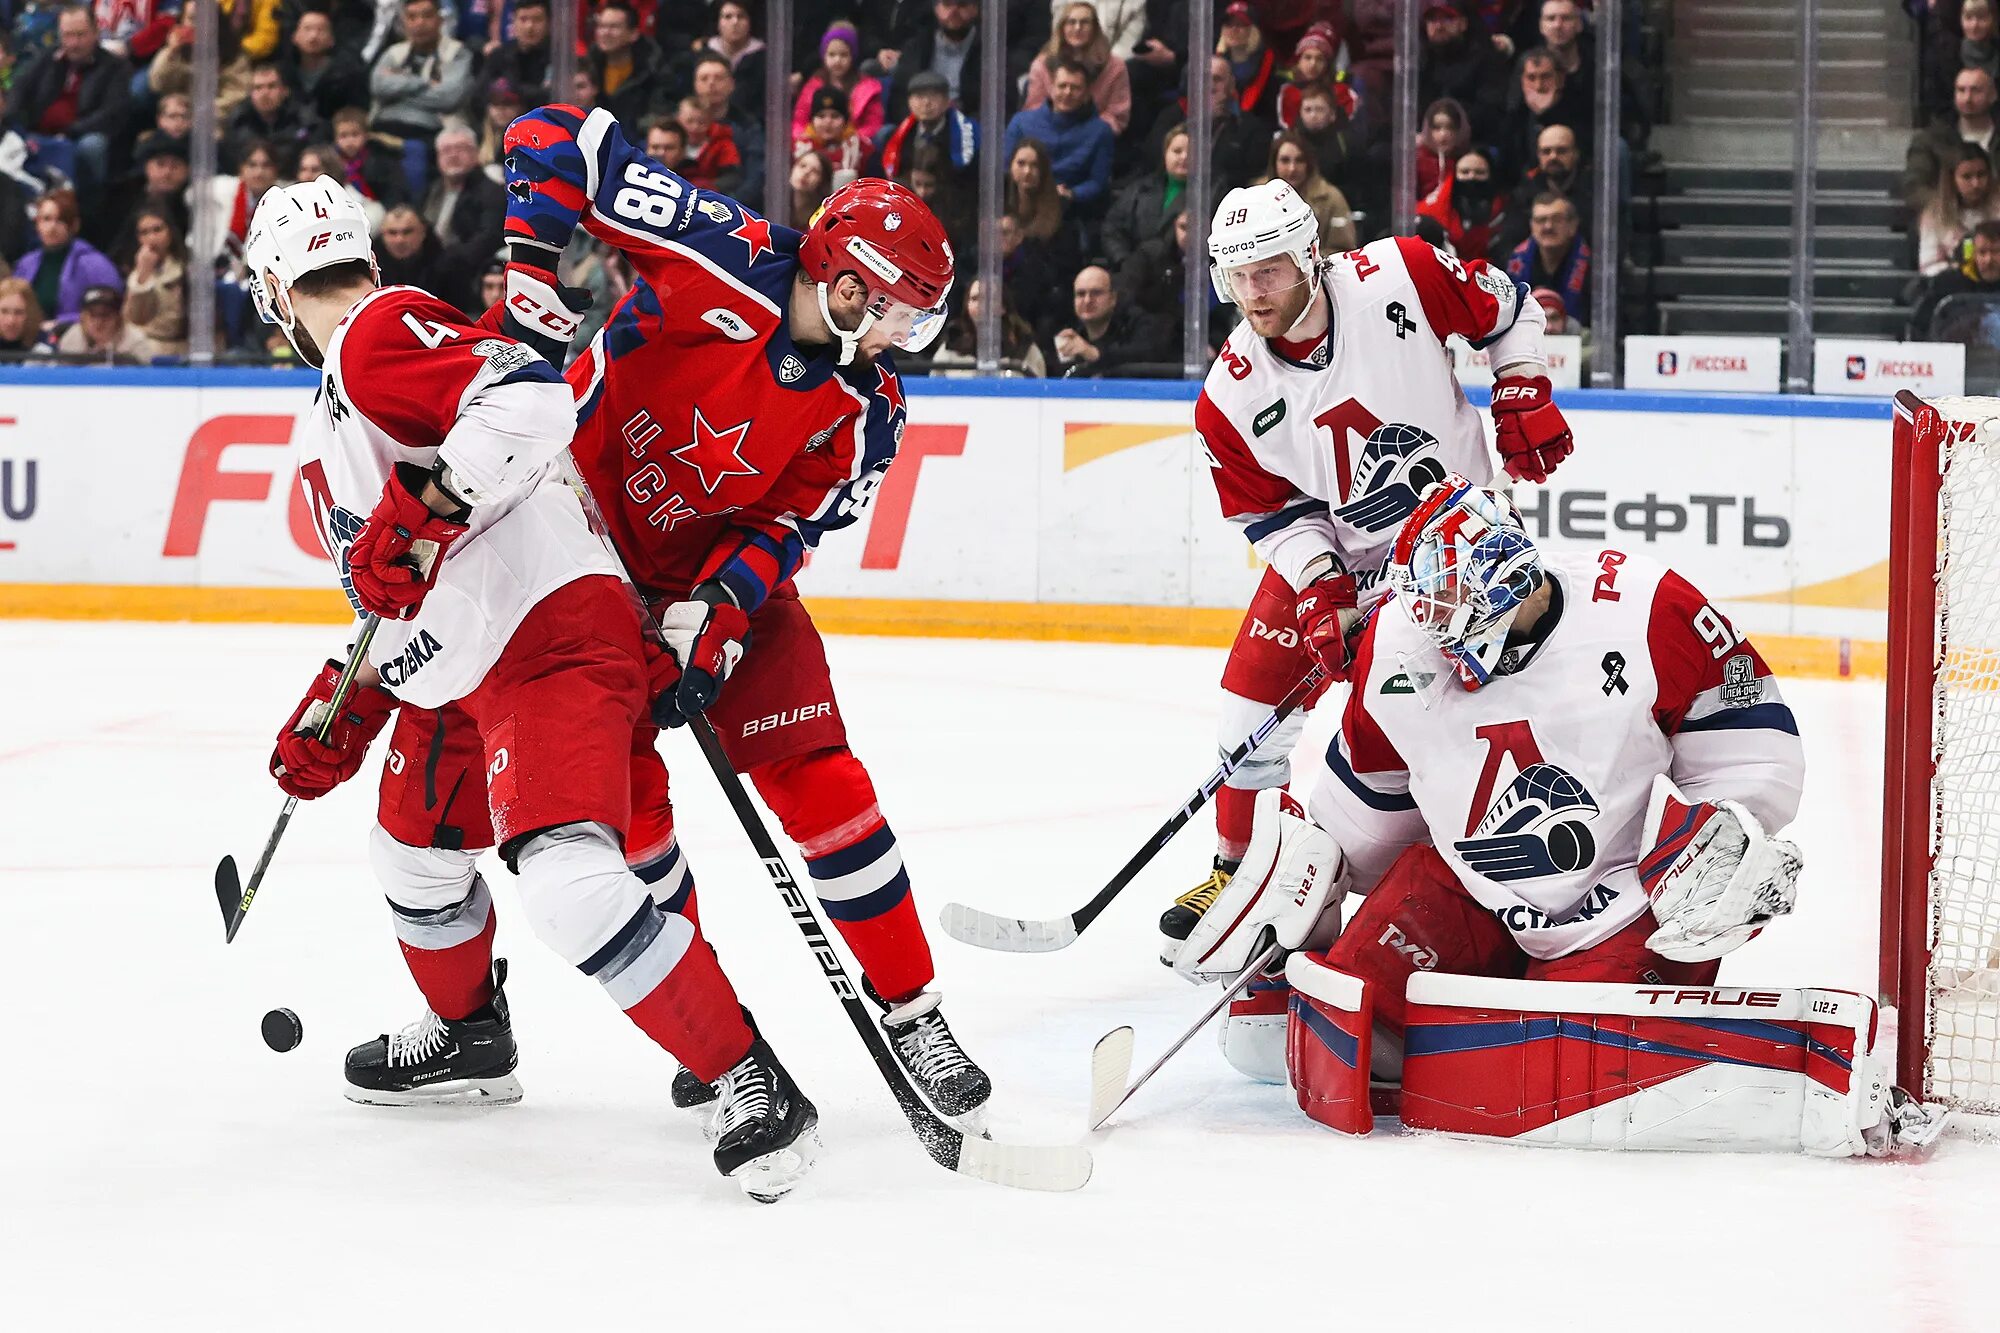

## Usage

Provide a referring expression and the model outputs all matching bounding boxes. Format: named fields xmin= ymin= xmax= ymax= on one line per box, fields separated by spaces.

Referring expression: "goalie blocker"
xmin=1286 ymin=959 xmax=1943 ymax=1157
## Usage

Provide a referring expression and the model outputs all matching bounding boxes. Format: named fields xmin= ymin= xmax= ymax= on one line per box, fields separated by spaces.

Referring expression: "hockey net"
xmin=1884 ymin=391 xmax=2000 ymax=1113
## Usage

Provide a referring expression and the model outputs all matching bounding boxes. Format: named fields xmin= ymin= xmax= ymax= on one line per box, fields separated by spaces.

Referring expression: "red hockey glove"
xmin=1490 ymin=374 xmax=1574 ymax=483
xmin=1294 ymin=569 xmax=1361 ymax=681
xmin=346 ymin=463 xmax=470 ymax=621
xmin=269 ymin=659 xmax=397 ymax=800
xmin=650 ymin=583 xmax=750 ymax=728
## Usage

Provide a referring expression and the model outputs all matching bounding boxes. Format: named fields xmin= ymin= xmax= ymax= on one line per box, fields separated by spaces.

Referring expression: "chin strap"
xmin=815 ymin=281 xmax=874 ymax=365
xmin=1282 ymin=268 xmax=1331 ymax=339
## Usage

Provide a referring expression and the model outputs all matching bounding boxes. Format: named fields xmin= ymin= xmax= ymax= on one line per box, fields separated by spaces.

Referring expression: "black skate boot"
xmin=1159 ymin=858 xmax=1238 ymax=964
xmin=344 ymin=959 xmax=523 ymax=1107
xmin=671 ymin=1064 xmax=719 ymax=1139
xmin=709 ymin=1026 xmax=819 ymax=1203
xmin=867 ymin=981 xmax=993 ymax=1135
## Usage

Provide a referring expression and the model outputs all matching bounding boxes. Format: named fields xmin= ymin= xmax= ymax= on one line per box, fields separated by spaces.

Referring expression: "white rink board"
xmin=0 ymin=376 xmax=1893 ymax=645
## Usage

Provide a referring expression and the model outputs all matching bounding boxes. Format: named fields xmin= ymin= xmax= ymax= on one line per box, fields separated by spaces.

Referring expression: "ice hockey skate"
xmin=708 ymin=1030 xmax=820 ymax=1204
xmin=344 ymin=959 xmax=524 ymax=1107
xmin=1159 ymin=858 xmax=1237 ymax=964
xmin=867 ymin=982 xmax=992 ymax=1135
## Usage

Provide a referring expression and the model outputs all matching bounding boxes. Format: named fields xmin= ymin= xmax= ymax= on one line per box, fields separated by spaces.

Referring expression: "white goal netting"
xmin=1921 ymin=398 xmax=2000 ymax=1111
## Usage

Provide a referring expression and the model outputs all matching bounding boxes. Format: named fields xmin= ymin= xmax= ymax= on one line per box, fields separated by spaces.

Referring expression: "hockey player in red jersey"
xmin=1161 ymin=177 xmax=1579 ymax=961
xmin=247 ymin=177 xmax=819 ymax=1201
xmin=493 ymin=103 xmax=992 ymax=1128
xmin=1173 ymin=476 xmax=1947 ymax=1155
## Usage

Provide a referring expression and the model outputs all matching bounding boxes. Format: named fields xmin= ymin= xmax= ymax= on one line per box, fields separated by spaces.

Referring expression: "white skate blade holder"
xmin=733 ymin=1128 xmax=823 ymax=1205
xmin=342 ymin=1071 xmax=525 ymax=1108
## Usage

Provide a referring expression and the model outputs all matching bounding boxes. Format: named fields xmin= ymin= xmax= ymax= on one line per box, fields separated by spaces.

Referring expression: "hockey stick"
xmin=687 ymin=715 xmax=1093 ymax=1193
xmin=1087 ymin=940 xmax=1284 ymax=1130
xmin=215 ymin=613 xmax=385 ymax=943
xmin=939 ymin=665 xmax=1327 ymax=953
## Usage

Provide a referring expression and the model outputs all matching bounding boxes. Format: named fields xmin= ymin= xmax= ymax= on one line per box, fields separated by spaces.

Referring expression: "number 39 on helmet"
xmin=797 ymin=177 xmax=955 ymax=364
xmin=1206 ymin=177 xmax=1321 ymax=305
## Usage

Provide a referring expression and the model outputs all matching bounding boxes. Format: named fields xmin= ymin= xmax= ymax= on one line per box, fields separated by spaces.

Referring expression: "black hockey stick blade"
xmin=214 ymin=856 xmax=245 ymax=941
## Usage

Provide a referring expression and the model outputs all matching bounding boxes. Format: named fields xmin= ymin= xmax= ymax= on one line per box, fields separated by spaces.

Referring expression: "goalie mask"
xmin=1388 ymin=476 xmax=1544 ymax=692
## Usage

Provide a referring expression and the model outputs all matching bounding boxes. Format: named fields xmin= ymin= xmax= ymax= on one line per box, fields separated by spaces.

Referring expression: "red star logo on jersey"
xmin=729 ymin=213 xmax=774 ymax=265
xmin=873 ymin=363 xmax=905 ymax=416
xmin=671 ymin=406 xmax=758 ymax=495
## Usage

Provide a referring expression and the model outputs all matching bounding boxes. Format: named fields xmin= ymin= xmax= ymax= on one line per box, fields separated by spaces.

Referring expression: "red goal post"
xmin=1883 ymin=389 xmax=2000 ymax=1113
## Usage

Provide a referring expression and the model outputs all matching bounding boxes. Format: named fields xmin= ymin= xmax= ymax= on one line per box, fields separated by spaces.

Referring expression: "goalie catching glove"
xmin=1638 ymin=774 xmax=1802 ymax=962
xmin=1170 ymin=788 xmax=1349 ymax=982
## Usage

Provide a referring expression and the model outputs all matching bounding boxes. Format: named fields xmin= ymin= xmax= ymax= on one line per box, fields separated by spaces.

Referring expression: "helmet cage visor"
xmin=1390 ymin=487 xmax=1543 ymax=690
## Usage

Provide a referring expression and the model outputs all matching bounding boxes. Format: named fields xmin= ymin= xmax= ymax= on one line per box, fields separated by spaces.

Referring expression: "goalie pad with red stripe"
xmin=1397 ymin=975 xmax=1896 ymax=1156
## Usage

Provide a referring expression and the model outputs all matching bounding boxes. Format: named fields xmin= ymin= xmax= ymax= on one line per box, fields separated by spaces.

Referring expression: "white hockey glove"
xmin=1173 ymin=789 xmax=1348 ymax=984
xmin=1638 ymin=775 xmax=1802 ymax=963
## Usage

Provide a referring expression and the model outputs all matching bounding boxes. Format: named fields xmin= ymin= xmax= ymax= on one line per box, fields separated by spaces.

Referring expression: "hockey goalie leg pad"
xmin=1219 ymin=974 xmax=1295 ymax=1084
xmin=1284 ymin=952 xmax=1376 ymax=1135
xmin=515 ymin=821 xmax=751 ymax=1080
xmin=370 ymin=824 xmax=496 ymax=1021
xmin=1399 ymin=974 xmax=1893 ymax=1155
xmin=755 ymin=747 xmax=934 ymax=1003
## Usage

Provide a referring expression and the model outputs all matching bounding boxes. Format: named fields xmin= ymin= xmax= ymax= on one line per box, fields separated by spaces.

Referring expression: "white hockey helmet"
xmin=1207 ymin=178 xmax=1322 ymax=306
xmin=244 ymin=176 xmax=377 ymax=359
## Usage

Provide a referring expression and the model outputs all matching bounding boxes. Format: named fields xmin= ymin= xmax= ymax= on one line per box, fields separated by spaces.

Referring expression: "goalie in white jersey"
xmin=1162 ymin=178 xmax=1578 ymax=955
xmin=1174 ymin=477 xmax=1947 ymax=1156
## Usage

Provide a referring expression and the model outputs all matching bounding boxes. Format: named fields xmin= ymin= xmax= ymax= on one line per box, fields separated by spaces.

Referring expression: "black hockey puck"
xmin=261 ymin=1008 xmax=303 ymax=1052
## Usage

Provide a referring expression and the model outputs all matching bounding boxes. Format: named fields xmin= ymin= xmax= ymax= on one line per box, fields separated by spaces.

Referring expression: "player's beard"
xmin=284 ymin=320 xmax=327 ymax=370
xmin=1241 ymin=273 xmax=1321 ymax=340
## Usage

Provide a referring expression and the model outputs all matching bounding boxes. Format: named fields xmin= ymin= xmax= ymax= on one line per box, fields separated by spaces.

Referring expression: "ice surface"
xmin=2 ymin=621 xmax=1997 ymax=1332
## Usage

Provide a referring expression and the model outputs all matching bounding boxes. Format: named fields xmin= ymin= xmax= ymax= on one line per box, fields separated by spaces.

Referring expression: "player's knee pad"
xmin=1218 ymin=688 xmax=1305 ymax=790
xmin=1219 ymin=976 xmax=1294 ymax=1084
xmin=1398 ymin=974 xmax=1905 ymax=1156
xmin=369 ymin=823 xmax=479 ymax=910
xmin=514 ymin=821 xmax=697 ymax=1008
xmin=1285 ymin=952 xmax=1378 ymax=1135
xmin=751 ymin=746 xmax=880 ymax=851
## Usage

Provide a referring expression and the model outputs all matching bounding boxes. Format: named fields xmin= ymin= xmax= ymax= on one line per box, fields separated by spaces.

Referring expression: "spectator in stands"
xmin=1417 ymin=148 xmax=1507 ymax=259
xmin=1962 ymin=3 xmax=2000 ymax=96
xmin=332 ymin=106 xmax=409 ymax=206
xmin=1264 ymin=130 xmax=1358 ymax=254
xmin=1496 ymin=46 xmax=1584 ymax=184
xmin=794 ymin=22 xmax=884 ymax=147
xmin=1345 ymin=0 xmax=1400 ymax=123
xmin=929 ymin=276 xmax=1048 ymax=377
xmin=901 ymin=142 xmax=974 ymax=258
xmin=477 ymin=77 xmax=525 ymax=170
xmin=1102 ymin=121 xmax=1185 ymax=269
xmin=371 ymin=0 xmax=474 ymax=145
xmin=1293 ymin=83 xmax=1356 ymax=193
xmin=106 ymin=135 xmax=190 ymax=254
xmin=14 ymin=5 xmax=131 ymax=200
xmin=0 ymin=84 xmax=45 ymax=198
xmin=300 ymin=140 xmax=386 ymax=228
xmin=1416 ymin=96 xmax=1470 ymax=201
xmin=478 ymin=257 xmax=505 ymax=310
xmin=133 ymin=90 xmax=192 ymax=161
xmin=587 ymin=1 xmax=667 ymax=132
xmin=788 ymin=147 xmax=833 ymax=221
xmin=118 ymin=204 xmax=186 ymax=356
xmin=1046 ymin=260 xmax=1165 ymax=376
xmin=1907 ymin=66 xmax=2000 ymax=210
xmin=282 ymin=10 xmax=371 ymax=126
xmin=644 ymin=117 xmax=687 ymax=170
xmin=705 ymin=0 xmax=768 ymax=120
xmin=572 ymin=66 xmax=600 ymax=110
xmin=1276 ymin=24 xmax=1341 ymax=131
xmin=228 ymin=61 xmax=320 ymax=169
xmin=1006 ymin=136 xmax=1070 ymax=247
xmin=0 ymin=277 xmax=47 ymax=353
xmin=879 ymin=69 xmax=977 ymax=181
xmin=149 ymin=8 xmax=252 ymax=122
xmin=1913 ymin=217 xmax=2000 ymax=335
xmin=423 ymin=122 xmax=504 ymax=313
xmin=1507 ymin=190 xmax=1590 ymax=324
xmin=1419 ymin=0 xmax=1506 ymax=137
xmin=373 ymin=202 xmax=443 ymax=287
xmin=1920 ymin=143 xmax=2000 ymax=275
xmin=1505 ymin=122 xmax=1592 ymax=223
xmin=997 ymin=209 xmax=1061 ymax=328
xmin=1215 ymin=2 xmax=1278 ymax=121
xmin=1006 ymin=56 xmax=1114 ymax=210
xmin=1146 ymin=55 xmax=1274 ymax=195
xmin=1024 ymin=3 xmax=1130 ymax=135
xmin=482 ymin=0 xmax=551 ymax=109
xmin=676 ymin=95 xmax=742 ymax=195
xmin=55 ymin=281 xmax=152 ymax=359
xmin=691 ymin=52 xmax=763 ymax=207
xmin=796 ymin=86 xmax=869 ymax=190
xmin=221 ymin=0 xmax=280 ymax=63
xmin=1122 ymin=3 xmax=1186 ymax=122
xmin=1537 ymin=0 xmax=1587 ymax=79
xmin=891 ymin=0 xmax=983 ymax=120
xmin=194 ymin=137 xmax=279 ymax=268
xmin=93 ymin=0 xmax=174 ymax=68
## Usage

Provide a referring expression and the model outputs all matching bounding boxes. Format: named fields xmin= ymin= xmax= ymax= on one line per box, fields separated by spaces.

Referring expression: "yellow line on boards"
xmin=0 ymin=584 xmax=1887 ymax=681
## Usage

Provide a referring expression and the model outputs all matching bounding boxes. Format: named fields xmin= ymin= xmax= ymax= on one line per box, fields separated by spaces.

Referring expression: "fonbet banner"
xmin=0 ymin=381 xmax=1890 ymax=656
xmin=1812 ymin=338 xmax=1966 ymax=397
xmin=1624 ymin=336 xmax=1783 ymax=393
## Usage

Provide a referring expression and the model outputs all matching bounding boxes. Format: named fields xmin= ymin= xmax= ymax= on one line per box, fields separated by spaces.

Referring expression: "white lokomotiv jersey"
xmin=1310 ymin=549 xmax=1805 ymax=961
xmin=1196 ymin=235 xmax=1548 ymax=600
xmin=293 ymin=285 xmax=620 ymax=709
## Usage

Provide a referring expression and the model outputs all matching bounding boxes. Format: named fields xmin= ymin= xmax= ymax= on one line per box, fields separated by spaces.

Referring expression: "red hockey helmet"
xmin=798 ymin=177 xmax=955 ymax=363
